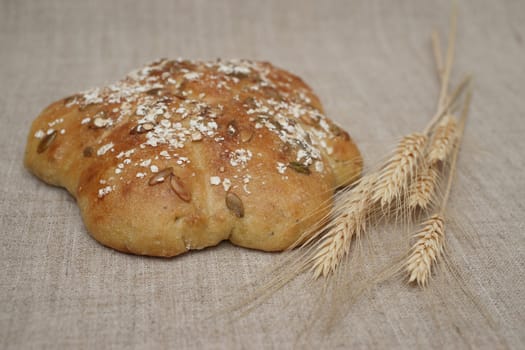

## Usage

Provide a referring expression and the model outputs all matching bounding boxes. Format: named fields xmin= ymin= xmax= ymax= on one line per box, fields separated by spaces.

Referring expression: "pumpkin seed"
xmin=239 ymin=129 xmax=253 ymax=143
xmin=288 ymin=161 xmax=311 ymax=175
xmin=145 ymin=88 xmax=163 ymax=95
xmin=304 ymin=132 xmax=312 ymax=144
xmin=225 ymin=192 xmax=244 ymax=218
xmin=148 ymin=167 xmax=173 ymax=185
xmin=37 ymin=130 xmax=57 ymax=153
xmin=170 ymin=175 xmax=191 ymax=202
xmin=130 ymin=123 xmax=155 ymax=134
xmin=173 ymin=93 xmax=187 ymax=100
xmin=272 ymin=121 xmax=283 ymax=132
xmin=300 ymin=115 xmax=316 ymax=126
xmin=227 ymin=121 xmax=238 ymax=136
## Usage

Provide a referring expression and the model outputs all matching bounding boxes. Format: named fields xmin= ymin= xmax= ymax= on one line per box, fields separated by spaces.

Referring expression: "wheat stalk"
xmin=372 ymin=133 xmax=428 ymax=208
xmin=407 ymin=16 xmax=461 ymax=213
xmin=406 ymin=88 xmax=471 ymax=287
xmin=405 ymin=11 xmax=469 ymax=287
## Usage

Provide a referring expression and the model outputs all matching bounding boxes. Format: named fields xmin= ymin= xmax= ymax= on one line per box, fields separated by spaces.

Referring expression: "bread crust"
xmin=24 ymin=59 xmax=362 ymax=257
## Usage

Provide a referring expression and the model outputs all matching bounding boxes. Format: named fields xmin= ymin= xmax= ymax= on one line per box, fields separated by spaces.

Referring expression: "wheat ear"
xmin=408 ymin=115 xmax=459 ymax=210
xmin=408 ymin=164 xmax=439 ymax=210
xmin=406 ymin=215 xmax=445 ymax=286
xmin=372 ymin=133 xmax=427 ymax=208
xmin=310 ymin=175 xmax=376 ymax=279
xmin=311 ymin=215 xmax=356 ymax=280
xmin=406 ymin=88 xmax=471 ymax=287
xmin=428 ymin=114 xmax=458 ymax=164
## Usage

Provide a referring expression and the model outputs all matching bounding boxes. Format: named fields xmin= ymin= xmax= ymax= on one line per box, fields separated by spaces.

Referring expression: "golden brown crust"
xmin=24 ymin=59 xmax=362 ymax=257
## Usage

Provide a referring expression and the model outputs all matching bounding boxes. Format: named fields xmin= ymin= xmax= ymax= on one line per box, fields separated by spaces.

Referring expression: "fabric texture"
xmin=1 ymin=0 xmax=524 ymax=349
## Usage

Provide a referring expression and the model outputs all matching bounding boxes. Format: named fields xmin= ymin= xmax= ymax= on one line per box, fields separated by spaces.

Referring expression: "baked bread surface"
xmin=24 ymin=59 xmax=362 ymax=257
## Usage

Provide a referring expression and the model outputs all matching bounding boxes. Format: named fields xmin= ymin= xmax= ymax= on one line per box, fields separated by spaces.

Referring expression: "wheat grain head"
xmin=310 ymin=175 xmax=376 ymax=279
xmin=406 ymin=214 xmax=445 ymax=287
xmin=428 ymin=115 xmax=458 ymax=164
xmin=311 ymin=217 xmax=355 ymax=279
xmin=372 ymin=133 xmax=428 ymax=208
xmin=408 ymin=164 xmax=439 ymax=210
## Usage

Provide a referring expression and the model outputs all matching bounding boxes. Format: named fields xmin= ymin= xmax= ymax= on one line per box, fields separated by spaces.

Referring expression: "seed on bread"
xmin=288 ymin=161 xmax=311 ymax=175
xmin=145 ymin=88 xmax=163 ymax=96
xmin=170 ymin=175 xmax=191 ymax=202
xmin=226 ymin=192 xmax=244 ymax=218
xmin=239 ymin=129 xmax=253 ymax=143
xmin=148 ymin=167 xmax=173 ymax=185
xmin=130 ymin=123 xmax=155 ymax=134
xmin=37 ymin=130 xmax=57 ymax=153
xmin=227 ymin=121 xmax=238 ymax=136
xmin=300 ymin=115 xmax=316 ymax=126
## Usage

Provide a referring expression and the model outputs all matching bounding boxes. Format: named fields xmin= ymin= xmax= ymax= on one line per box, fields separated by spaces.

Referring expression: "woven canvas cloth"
xmin=1 ymin=0 xmax=524 ymax=349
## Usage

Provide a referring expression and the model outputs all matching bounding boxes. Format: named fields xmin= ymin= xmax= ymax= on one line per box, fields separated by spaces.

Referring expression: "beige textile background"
xmin=1 ymin=0 xmax=524 ymax=349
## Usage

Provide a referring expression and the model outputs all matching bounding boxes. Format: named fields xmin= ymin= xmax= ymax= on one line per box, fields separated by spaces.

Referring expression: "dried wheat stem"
xmin=441 ymin=90 xmax=470 ymax=208
xmin=372 ymin=133 xmax=427 ymax=208
xmin=436 ymin=8 xmax=457 ymax=122
xmin=406 ymin=215 xmax=445 ymax=286
xmin=444 ymin=75 xmax=471 ymax=115
xmin=432 ymin=30 xmax=444 ymax=84
xmin=423 ymin=9 xmax=458 ymax=135
xmin=408 ymin=18 xmax=461 ymax=213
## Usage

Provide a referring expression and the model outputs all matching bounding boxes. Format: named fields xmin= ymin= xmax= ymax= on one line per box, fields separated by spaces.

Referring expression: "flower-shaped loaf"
xmin=25 ymin=59 xmax=362 ymax=257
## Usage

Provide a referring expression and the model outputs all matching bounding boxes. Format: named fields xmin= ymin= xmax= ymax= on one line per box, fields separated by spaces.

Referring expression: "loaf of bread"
xmin=24 ymin=59 xmax=362 ymax=257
